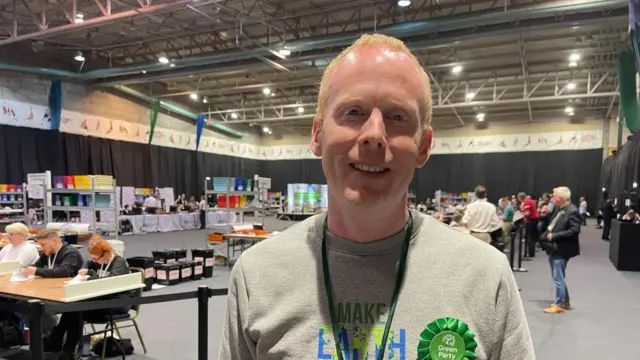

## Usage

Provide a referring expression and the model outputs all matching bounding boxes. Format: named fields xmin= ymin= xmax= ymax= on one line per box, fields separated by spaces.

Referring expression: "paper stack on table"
xmin=65 ymin=274 xmax=89 ymax=284
xmin=10 ymin=271 xmax=33 ymax=282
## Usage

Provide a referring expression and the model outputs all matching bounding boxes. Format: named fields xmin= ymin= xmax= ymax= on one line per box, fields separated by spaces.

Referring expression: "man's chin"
xmin=343 ymin=188 xmax=389 ymax=207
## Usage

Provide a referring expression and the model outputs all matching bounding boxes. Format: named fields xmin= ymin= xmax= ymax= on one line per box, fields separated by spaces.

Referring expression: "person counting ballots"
xmin=0 ymin=223 xmax=39 ymax=267
xmin=47 ymin=239 xmax=134 ymax=359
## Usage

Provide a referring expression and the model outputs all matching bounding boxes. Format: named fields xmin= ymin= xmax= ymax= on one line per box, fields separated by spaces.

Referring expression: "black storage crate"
xmin=154 ymin=264 xmax=181 ymax=286
xmin=191 ymin=260 xmax=204 ymax=280
xmin=179 ymin=262 xmax=192 ymax=282
xmin=191 ymin=248 xmax=215 ymax=278
xmin=152 ymin=250 xmax=177 ymax=265
xmin=170 ymin=249 xmax=188 ymax=263
xmin=126 ymin=257 xmax=155 ymax=291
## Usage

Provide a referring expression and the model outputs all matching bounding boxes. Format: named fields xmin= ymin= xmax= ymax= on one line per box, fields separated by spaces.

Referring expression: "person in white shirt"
xmin=462 ymin=185 xmax=500 ymax=243
xmin=143 ymin=194 xmax=160 ymax=214
xmin=199 ymin=195 xmax=207 ymax=229
xmin=579 ymin=197 xmax=588 ymax=225
xmin=0 ymin=222 xmax=39 ymax=267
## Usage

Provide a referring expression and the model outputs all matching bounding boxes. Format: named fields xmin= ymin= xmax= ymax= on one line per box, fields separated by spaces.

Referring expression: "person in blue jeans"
xmin=539 ymin=186 xmax=581 ymax=314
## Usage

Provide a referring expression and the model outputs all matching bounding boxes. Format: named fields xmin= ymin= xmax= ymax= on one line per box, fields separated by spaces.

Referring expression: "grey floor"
xmin=2 ymin=217 xmax=639 ymax=359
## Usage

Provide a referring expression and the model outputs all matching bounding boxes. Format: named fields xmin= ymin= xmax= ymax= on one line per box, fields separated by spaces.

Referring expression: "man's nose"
xmin=358 ymin=109 xmax=387 ymax=149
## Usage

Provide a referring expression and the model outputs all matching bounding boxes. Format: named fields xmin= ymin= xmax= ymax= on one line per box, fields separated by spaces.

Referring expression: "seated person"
xmin=0 ymin=223 xmax=39 ymax=267
xmin=19 ymin=229 xmax=83 ymax=358
xmin=21 ymin=228 xmax=83 ymax=278
xmin=54 ymin=240 xmax=133 ymax=359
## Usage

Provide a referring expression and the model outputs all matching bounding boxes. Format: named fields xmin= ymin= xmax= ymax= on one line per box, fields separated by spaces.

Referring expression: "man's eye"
xmin=389 ymin=113 xmax=406 ymax=122
xmin=344 ymin=108 xmax=365 ymax=117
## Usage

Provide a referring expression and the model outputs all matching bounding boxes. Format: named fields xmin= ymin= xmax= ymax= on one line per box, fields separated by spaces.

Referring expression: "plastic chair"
xmin=87 ymin=268 xmax=147 ymax=359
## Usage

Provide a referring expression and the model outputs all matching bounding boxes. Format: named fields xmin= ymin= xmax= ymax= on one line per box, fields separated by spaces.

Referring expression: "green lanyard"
xmin=321 ymin=214 xmax=413 ymax=360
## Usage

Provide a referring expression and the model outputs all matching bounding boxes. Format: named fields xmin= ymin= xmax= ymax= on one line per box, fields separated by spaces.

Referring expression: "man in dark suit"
xmin=540 ymin=186 xmax=581 ymax=314
xmin=601 ymin=196 xmax=616 ymax=240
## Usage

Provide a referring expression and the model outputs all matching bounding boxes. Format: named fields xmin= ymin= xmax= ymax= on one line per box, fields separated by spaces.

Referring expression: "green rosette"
xmin=417 ymin=317 xmax=477 ymax=360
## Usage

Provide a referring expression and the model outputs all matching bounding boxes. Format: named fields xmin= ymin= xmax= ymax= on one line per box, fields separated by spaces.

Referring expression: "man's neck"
xmin=326 ymin=198 xmax=410 ymax=243
xmin=52 ymin=242 xmax=63 ymax=253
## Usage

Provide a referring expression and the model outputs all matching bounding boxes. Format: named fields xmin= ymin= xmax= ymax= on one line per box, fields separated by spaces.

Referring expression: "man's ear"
xmin=310 ymin=117 xmax=323 ymax=157
xmin=416 ymin=127 xmax=433 ymax=168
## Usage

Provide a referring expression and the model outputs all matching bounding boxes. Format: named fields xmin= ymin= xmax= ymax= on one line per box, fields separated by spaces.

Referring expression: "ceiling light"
xmin=564 ymin=106 xmax=574 ymax=114
xmin=278 ymin=48 xmax=291 ymax=56
xmin=297 ymin=106 xmax=304 ymax=114
xmin=142 ymin=70 xmax=147 ymax=74
xmin=465 ymin=92 xmax=475 ymax=101
xmin=452 ymin=65 xmax=462 ymax=75
xmin=568 ymin=61 xmax=578 ymax=68
xmin=74 ymin=52 xmax=85 ymax=62
xmin=231 ymin=112 xmax=238 ymax=119
xmin=169 ymin=63 xmax=176 ymax=68
xmin=633 ymin=181 xmax=638 ymax=188
xmin=263 ymin=87 xmax=271 ymax=95
xmin=75 ymin=13 xmax=84 ymax=24
xmin=158 ymin=56 xmax=169 ymax=64
xmin=202 ymin=97 xmax=208 ymax=104
xmin=567 ymin=82 xmax=576 ymax=90
xmin=397 ymin=0 xmax=412 ymax=7
xmin=271 ymin=92 xmax=276 ymax=97
xmin=262 ymin=126 xmax=270 ymax=133
xmin=568 ymin=53 xmax=580 ymax=62
xmin=476 ymin=113 xmax=485 ymax=121
xmin=189 ymin=93 xmax=198 ymax=100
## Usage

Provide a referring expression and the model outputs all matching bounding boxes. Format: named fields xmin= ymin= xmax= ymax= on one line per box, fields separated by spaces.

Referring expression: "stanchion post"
xmin=509 ymin=227 xmax=516 ymax=270
xmin=514 ymin=224 xmax=528 ymax=272
xmin=197 ymin=285 xmax=210 ymax=360
xmin=28 ymin=300 xmax=45 ymax=360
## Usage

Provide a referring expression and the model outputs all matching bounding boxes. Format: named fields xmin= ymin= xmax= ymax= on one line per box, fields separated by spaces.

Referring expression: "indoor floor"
xmin=1 ymin=217 xmax=638 ymax=360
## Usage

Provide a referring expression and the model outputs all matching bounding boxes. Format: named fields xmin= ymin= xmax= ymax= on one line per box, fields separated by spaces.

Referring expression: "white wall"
xmin=0 ymin=71 xmax=261 ymax=144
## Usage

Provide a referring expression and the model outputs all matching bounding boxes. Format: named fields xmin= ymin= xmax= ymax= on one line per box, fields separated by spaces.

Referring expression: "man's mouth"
xmin=350 ymin=163 xmax=390 ymax=173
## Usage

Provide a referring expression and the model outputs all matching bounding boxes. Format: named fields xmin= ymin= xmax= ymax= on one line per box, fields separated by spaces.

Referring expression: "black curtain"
xmin=0 ymin=125 xmax=259 ymax=197
xmin=599 ymin=132 xmax=640 ymax=208
xmin=0 ymin=124 xmax=603 ymax=208
xmin=258 ymin=149 xmax=603 ymax=210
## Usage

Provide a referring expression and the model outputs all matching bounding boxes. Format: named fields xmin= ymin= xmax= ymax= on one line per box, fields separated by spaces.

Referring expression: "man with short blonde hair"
xmin=220 ymin=34 xmax=534 ymax=360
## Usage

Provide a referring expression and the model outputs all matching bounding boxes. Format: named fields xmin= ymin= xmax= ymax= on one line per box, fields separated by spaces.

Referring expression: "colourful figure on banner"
xmin=478 ymin=140 xmax=490 ymax=147
xmin=95 ymin=119 xmax=101 ymax=132
xmin=135 ymin=126 xmax=140 ymax=138
xmin=499 ymin=140 xmax=507 ymax=148
xmin=106 ymin=120 xmax=114 ymax=134
xmin=169 ymin=134 xmax=175 ymax=144
xmin=569 ymin=133 xmax=577 ymax=144
xmin=513 ymin=137 xmax=519 ymax=146
xmin=211 ymin=140 xmax=217 ymax=149
xmin=26 ymin=107 xmax=34 ymax=121
xmin=81 ymin=119 xmax=88 ymax=130
xmin=557 ymin=135 xmax=563 ymax=144
xmin=538 ymin=136 xmax=547 ymax=144
xmin=204 ymin=139 xmax=209 ymax=148
xmin=155 ymin=131 xmax=164 ymax=139
xmin=525 ymin=135 xmax=531 ymax=146
xmin=2 ymin=103 xmax=7 ymax=115
xmin=467 ymin=139 xmax=475 ymax=147
xmin=441 ymin=141 xmax=449 ymax=148
xmin=278 ymin=148 xmax=283 ymax=157
xmin=240 ymin=145 xmax=247 ymax=155
xmin=119 ymin=125 xmax=128 ymax=135
xmin=457 ymin=140 xmax=462 ymax=149
xmin=581 ymin=134 xmax=597 ymax=143
xmin=42 ymin=111 xmax=51 ymax=126
xmin=186 ymin=135 xmax=191 ymax=146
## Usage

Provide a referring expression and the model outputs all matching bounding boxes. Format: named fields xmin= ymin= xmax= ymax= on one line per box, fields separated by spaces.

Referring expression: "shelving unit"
xmin=435 ymin=190 xmax=474 ymax=210
xmin=43 ymin=177 xmax=119 ymax=238
xmin=0 ymin=183 xmax=28 ymax=226
xmin=203 ymin=176 xmax=270 ymax=229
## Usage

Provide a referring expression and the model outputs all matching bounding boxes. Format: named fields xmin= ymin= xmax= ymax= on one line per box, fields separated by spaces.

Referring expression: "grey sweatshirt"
xmin=220 ymin=211 xmax=535 ymax=360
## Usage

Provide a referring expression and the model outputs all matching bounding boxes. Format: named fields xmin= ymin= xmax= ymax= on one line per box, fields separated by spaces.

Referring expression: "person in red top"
xmin=518 ymin=193 xmax=539 ymax=258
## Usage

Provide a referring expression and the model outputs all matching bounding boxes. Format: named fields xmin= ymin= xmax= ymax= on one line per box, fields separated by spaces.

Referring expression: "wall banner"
xmin=56 ymin=109 xmax=602 ymax=161
xmin=0 ymin=99 xmax=51 ymax=130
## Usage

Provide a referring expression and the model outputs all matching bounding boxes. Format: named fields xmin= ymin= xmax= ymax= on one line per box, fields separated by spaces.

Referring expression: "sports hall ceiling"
xmin=0 ymin=0 xmax=628 ymax=137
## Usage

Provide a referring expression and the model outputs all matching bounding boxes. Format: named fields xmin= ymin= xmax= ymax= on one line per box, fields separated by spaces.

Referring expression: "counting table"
xmin=219 ymin=233 xmax=271 ymax=268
